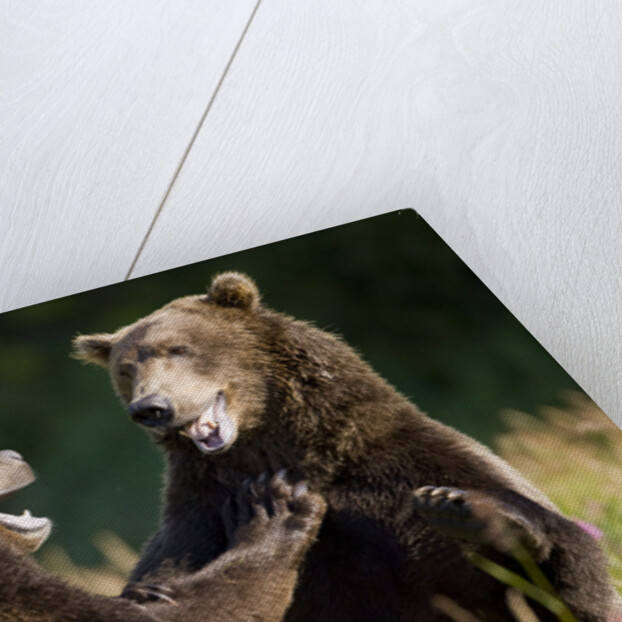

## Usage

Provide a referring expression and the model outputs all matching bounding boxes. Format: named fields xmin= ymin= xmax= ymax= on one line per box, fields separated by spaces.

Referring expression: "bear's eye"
xmin=169 ymin=345 xmax=192 ymax=357
xmin=118 ymin=365 xmax=134 ymax=380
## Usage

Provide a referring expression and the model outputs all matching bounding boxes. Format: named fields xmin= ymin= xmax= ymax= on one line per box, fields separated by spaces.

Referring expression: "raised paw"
xmin=413 ymin=486 xmax=549 ymax=561
xmin=121 ymin=582 xmax=177 ymax=605
xmin=260 ymin=471 xmax=321 ymax=521
xmin=228 ymin=471 xmax=326 ymax=564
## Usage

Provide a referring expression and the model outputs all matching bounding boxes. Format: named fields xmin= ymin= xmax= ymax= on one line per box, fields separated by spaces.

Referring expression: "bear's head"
xmin=74 ymin=272 xmax=396 ymax=468
xmin=72 ymin=273 xmax=270 ymax=455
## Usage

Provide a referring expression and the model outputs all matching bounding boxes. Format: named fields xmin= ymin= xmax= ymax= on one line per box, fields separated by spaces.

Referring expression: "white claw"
xmin=293 ymin=482 xmax=308 ymax=498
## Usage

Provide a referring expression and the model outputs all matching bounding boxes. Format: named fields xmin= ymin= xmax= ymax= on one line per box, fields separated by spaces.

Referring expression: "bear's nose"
xmin=128 ymin=396 xmax=173 ymax=428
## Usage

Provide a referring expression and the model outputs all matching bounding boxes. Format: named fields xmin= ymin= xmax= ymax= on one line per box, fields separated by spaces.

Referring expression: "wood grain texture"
xmin=0 ymin=0 xmax=257 ymax=312
xmin=132 ymin=0 xmax=622 ymax=423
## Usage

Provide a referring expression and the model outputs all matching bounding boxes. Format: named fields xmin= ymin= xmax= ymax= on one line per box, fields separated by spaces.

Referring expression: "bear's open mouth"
xmin=0 ymin=507 xmax=52 ymax=553
xmin=0 ymin=462 xmax=52 ymax=552
xmin=0 ymin=509 xmax=51 ymax=539
xmin=182 ymin=392 xmax=238 ymax=454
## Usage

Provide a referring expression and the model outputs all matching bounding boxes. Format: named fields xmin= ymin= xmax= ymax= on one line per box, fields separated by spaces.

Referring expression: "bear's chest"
xmin=285 ymin=511 xmax=408 ymax=622
xmin=284 ymin=500 xmax=518 ymax=622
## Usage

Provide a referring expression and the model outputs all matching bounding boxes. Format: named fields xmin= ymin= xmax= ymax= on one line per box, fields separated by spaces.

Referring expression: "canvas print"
xmin=0 ymin=210 xmax=620 ymax=621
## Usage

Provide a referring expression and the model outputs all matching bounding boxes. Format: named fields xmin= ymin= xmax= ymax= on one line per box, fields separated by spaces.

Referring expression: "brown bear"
xmin=0 ymin=449 xmax=325 ymax=622
xmin=73 ymin=272 xmax=619 ymax=622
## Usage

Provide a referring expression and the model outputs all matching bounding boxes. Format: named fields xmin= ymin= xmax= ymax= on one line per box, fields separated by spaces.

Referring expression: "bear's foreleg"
xmin=413 ymin=486 xmax=616 ymax=622
xmin=128 ymin=472 xmax=326 ymax=622
xmin=0 ymin=539 xmax=156 ymax=622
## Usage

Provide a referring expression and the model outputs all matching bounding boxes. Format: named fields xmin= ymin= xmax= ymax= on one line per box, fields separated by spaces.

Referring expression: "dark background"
xmin=0 ymin=210 xmax=578 ymax=565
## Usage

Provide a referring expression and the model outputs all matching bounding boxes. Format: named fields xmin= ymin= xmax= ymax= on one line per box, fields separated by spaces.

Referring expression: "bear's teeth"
xmin=187 ymin=400 xmax=221 ymax=437
xmin=186 ymin=413 xmax=217 ymax=440
xmin=182 ymin=393 xmax=235 ymax=453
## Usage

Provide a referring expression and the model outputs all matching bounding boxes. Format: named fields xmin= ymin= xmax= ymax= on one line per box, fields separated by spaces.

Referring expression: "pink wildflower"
xmin=574 ymin=519 xmax=604 ymax=541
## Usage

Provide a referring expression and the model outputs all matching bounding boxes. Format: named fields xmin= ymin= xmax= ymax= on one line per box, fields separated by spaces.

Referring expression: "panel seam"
xmin=125 ymin=0 xmax=264 ymax=280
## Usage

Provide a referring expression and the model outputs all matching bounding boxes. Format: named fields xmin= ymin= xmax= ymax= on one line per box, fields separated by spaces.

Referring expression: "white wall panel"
xmin=132 ymin=0 xmax=622 ymax=422
xmin=0 ymin=0 xmax=257 ymax=312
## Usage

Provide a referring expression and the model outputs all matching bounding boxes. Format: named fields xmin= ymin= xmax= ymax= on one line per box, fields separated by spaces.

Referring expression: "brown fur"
xmin=0 ymin=450 xmax=325 ymax=622
xmin=73 ymin=272 xmax=619 ymax=621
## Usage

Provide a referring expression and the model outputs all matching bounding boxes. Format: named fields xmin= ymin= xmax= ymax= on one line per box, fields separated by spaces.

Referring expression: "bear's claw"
xmin=413 ymin=486 xmax=481 ymax=538
xmin=223 ymin=471 xmax=326 ymax=563
xmin=121 ymin=582 xmax=177 ymax=605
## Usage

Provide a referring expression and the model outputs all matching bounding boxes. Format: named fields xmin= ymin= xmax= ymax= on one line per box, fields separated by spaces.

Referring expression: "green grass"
xmin=498 ymin=392 xmax=622 ymax=595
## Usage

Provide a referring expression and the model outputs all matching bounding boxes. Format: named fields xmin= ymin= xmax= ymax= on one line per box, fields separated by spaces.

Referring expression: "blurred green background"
xmin=0 ymin=210 xmax=579 ymax=568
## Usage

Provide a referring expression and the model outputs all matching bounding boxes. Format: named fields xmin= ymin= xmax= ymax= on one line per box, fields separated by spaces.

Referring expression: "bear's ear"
xmin=206 ymin=272 xmax=260 ymax=310
xmin=71 ymin=333 xmax=115 ymax=367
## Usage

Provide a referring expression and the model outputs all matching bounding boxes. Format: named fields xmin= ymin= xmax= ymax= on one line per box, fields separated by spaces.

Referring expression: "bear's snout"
xmin=128 ymin=395 xmax=174 ymax=428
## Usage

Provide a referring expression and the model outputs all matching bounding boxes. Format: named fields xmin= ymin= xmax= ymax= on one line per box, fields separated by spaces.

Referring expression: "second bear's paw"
xmin=226 ymin=471 xmax=326 ymax=564
xmin=264 ymin=470 xmax=327 ymax=536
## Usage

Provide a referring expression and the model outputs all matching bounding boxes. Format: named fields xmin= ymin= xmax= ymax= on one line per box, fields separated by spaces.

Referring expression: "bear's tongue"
xmin=185 ymin=393 xmax=235 ymax=454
